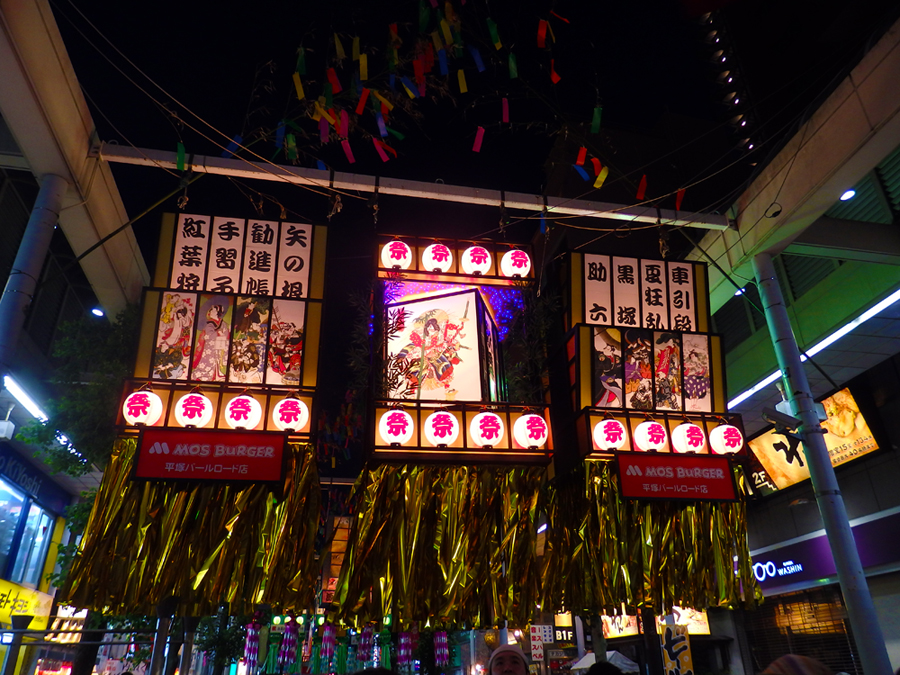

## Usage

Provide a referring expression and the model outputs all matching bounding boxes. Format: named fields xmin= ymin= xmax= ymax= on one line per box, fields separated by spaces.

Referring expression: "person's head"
xmin=488 ymin=644 xmax=528 ymax=675
xmin=762 ymin=655 xmax=832 ymax=675
xmin=588 ymin=661 xmax=623 ymax=675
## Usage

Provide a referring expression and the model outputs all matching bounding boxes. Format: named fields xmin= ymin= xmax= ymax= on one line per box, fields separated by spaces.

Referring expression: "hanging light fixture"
xmin=272 ymin=396 xmax=310 ymax=432
xmin=592 ymin=418 xmax=628 ymax=451
xmin=380 ymin=240 xmax=413 ymax=270
xmin=461 ymin=245 xmax=493 ymax=275
xmin=174 ymin=391 xmax=214 ymax=428
xmin=421 ymin=242 xmax=454 ymax=273
xmin=378 ymin=408 xmax=415 ymax=445
xmin=224 ymin=394 xmax=263 ymax=429
xmin=122 ymin=389 xmax=164 ymax=426
xmin=512 ymin=413 xmax=548 ymax=448
xmin=424 ymin=410 xmax=460 ymax=446
xmin=469 ymin=411 xmax=504 ymax=448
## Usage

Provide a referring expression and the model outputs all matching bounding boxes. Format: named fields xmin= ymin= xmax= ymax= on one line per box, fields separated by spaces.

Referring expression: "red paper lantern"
xmin=381 ymin=240 xmax=413 ymax=270
xmin=634 ymin=420 xmax=667 ymax=452
xmin=424 ymin=410 xmax=460 ymax=446
xmin=421 ymin=243 xmax=454 ymax=273
xmin=500 ymin=249 xmax=532 ymax=277
xmin=592 ymin=418 xmax=628 ymax=451
xmin=378 ymin=409 xmax=414 ymax=445
xmin=272 ymin=397 xmax=310 ymax=432
xmin=174 ymin=392 xmax=214 ymax=428
xmin=709 ymin=424 xmax=744 ymax=454
xmin=512 ymin=413 xmax=548 ymax=448
xmin=461 ymin=245 xmax=493 ymax=275
xmin=224 ymin=394 xmax=262 ymax=429
xmin=469 ymin=411 xmax=504 ymax=447
xmin=122 ymin=390 xmax=163 ymax=426
xmin=671 ymin=422 xmax=707 ymax=454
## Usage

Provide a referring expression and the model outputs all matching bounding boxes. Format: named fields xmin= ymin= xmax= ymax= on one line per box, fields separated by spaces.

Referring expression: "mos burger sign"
xmin=134 ymin=428 xmax=285 ymax=483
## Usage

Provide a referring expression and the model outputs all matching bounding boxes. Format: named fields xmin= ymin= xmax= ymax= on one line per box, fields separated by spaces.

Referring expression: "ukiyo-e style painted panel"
xmin=683 ymin=333 xmax=711 ymax=412
xmin=266 ymin=299 xmax=306 ymax=386
xmin=191 ymin=294 xmax=233 ymax=382
xmin=653 ymin=331 xmax=682 ymax=411
xmin=152 ymin=292 xmax=196 ymax=380
xmin=592 ymin=327 xmax=624 ymax=408
xmin=229 ymin=296 xmax=271 ymax=384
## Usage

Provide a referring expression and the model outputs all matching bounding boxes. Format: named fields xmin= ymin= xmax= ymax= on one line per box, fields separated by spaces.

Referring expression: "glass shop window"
xmin=0 ymin=480 xmax=26 ymax=575
xmin=11 ymin=503 xmax=54 ymax=586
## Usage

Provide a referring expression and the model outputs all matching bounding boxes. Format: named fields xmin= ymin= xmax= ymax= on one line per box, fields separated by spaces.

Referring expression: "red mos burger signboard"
xmin=135 ymin=428 xmax=286 ymax=483
xmin=616 ymin=452 xmax=737 ymax=502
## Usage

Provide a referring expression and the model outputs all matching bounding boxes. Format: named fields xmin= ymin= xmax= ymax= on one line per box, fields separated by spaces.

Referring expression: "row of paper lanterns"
xmin=592 ymin=418 xmax=744 ymax=454
xmin=122 ymin=390 xmax=310 ymax=432
xmin=380 ymin=240 xmax=532 ymax=277
xmin=378 ymin=409 xmax=549 ymax=449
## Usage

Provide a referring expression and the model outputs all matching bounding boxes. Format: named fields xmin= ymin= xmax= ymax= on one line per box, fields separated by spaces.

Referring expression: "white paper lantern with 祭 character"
xmin=461 ymin=245 xmax=493 ymax=275
xmin=671 ymin=422 xmax=707 ymax=454
xmin=709 ymin=424 xmax=744 ymax=454
xmin=513 ymin=413 xmax=549 ymax=448
xmin=378 ymin=409 xmax=415 ymax=445
xmin=272 ymin=397 xmax=310 ymax=431
xmin=469 ymin=411 xmax=504 ymax=447
xmin=592 ymin=418 xmax=628 ymax=451
xmin=224 ymin=394 xmax=263 ymax=429
xmin=424 ymin=410 xmax=460 ymax=446
xmin=122 ymin=390 xmax=163 ymax=426
xmin=381 ymin=240 xmax=413 ymax=270
xmin=174 ymin=392 xmax=214 ymax=428
xmin=500 ymin=249 xmax=532 ymax=278
xmin=422 ymin=243 xmax=454 ymax=273
xmin=634 ymin=420 xmax=668 ymax=452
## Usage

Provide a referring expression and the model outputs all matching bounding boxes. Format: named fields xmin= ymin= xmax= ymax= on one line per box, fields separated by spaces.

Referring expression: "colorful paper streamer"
xmin=594 ymin=165 xmax=609 ymax=188
xmin=537 ymin=19 xmax=548 ymax=48
xmin=573 ymin=165 xmax=589 ymax=181
xmin=591 ymin=106 xmax=603 ymax=134
xmin=676 ymin=188 xmax=686 ymax=211
xmin=487 ymin=18 xmax=502 ymax=49
xmin=502 ymin=97 xmax=509 ymax=123
xmin=468 ymin=45 xmax=485 ymax=72
xmin=176 ymin=142 xmax=185 ymax=171
xmin=296 ymin=46 xmax=306 ymax=75
xmin=292 ymin=72 xmax=305 ymax=100
xmin=550 ymin=59 xmax=561 ymax=83
xmin=509 ymin=52 xmax=518 ymax=79
xmin=356 ymin=88 xmax=370 ymax=115
xmin=222 ymin=134 xmax=241 ymax=159
xmin=457 ymin=69 xmax=468 ymax=93
xmin=576 ymin=147 xmax=587 ymax=166
xmin=360 ymin=54 xmax=368 ymax=81
xmin=334 ymin=34 xmax=346 ymax=60
xmin=319 ymin=116 xmax=330 ymax=144
xmin=438 ymin=48 xmax=448 ymax=75
xmin=327 ymin=68 xmax=343 ymax=94
xmin=636 ymin=174 xmax=648 ymax=200
xmin=472 ymin=126 xmax=485 ymax=152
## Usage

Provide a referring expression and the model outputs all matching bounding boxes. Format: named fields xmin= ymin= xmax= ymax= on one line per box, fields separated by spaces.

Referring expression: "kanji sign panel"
xmin=206 ymin=217 xmax=246 ymax=293
xmin=584 ymin=254 xmax=612 ymax=325
xmin=135 ymin=428 xmax=285 ymax=482
xmin=616 ymin=453 xmax=737 ymax=501
xmin=660 ymin=625 xmax=694 ymax=675
xmin=612 ymin=256 xmax=640 ymax=328
xmin=667 ymin=262 xmax=695 ymax=332
xmin=640 ymin=260 xmax=668 ymax=329
xmin=170 ymin=214 xmax=211 ymax=291
xmin=242 ymin=220 xmax=279 ymax=295
xmin=275 ymin=222 xmax=312 ymax=299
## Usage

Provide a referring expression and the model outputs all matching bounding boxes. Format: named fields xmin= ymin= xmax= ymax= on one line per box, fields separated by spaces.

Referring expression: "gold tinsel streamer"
xmin=62 ymin=437 xmax=321 ymax=615
xmin=540 ymin=460 xmax=762 ymax=615
xmin=329 ymin=464 xmax=544 ymax=629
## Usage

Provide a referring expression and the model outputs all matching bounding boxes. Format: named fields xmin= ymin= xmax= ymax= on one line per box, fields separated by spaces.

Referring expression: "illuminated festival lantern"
xmin=592 ymin=418 xmax=628 ymax=451
xmin=122 ymin=390 xmax=163 ymax=426
xmin=424 ymin=410 xmax=460 ymax=446
xmin=379 ymin=409 xmax=415 ymax=445
xmin=422 ymin=243 xmax=454 ymax=273
xmin=381 ymin=240 xmax=413 ymax=270
xmin=272 ymin=397 xmax=310 ymax=432
xmin=512 ymin=413 xmax=548 ymax=448
xmin=671 ymin=422 xmax=707 ymax=454
xmin=500 ymin=249 xmax=532 ymax=278
xmin=469 ymin=411 xmax=504 ymax=447
xmin=634 ymin=420 xmax=668 ymax=452
xmin=174 ymin=392 xmax=214 ymax=428
xmin=709 ymin=424 xmax=744 ymax=454
xmin=224 ymin=394 xmax=263 ymax=429
xmin=461 ymin=245 xmax=493 ymax=275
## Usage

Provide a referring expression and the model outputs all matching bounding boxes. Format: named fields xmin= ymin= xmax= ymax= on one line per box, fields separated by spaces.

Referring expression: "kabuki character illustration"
xmin=592 ymin=327 xmax=623 ymax=407
xmin=191 ymin=295 xmax=232 ymax=381
xmin=153 ymin=293 xmax=195 ymax=379
xmin=267 ymin=300 xmax=305 ymax=385
xmin=395 ymin=305 xmax=469 ymax=400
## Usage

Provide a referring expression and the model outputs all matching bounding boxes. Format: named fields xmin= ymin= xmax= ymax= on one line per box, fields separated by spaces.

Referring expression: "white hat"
xmin=488 ymin=644 xmax=528 ymax=672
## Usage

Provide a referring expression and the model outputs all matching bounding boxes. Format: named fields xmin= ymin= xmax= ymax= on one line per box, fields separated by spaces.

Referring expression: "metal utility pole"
xmin=0 ymin=173 xmax=67 ymax=376
xmin=753 ymin=252 xmax=892 ymax=675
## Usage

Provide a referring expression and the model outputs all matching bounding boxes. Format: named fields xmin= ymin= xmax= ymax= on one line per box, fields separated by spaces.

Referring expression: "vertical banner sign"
xmin=659 ymin=625 xmax=694 ymax=675
xmin=612 ymin=257 xmax=640 ymax=328
xmin=683 ymin=333 xmax=712 ymax=412
xmin=667 ymin=262 xmax=695 ymax=332
xmin=242 ymin=220 xmax=279 ymax=295
xmin=206 ymin=217 xmax=246 ymax=293
xmin=274 ymin=222 xmax=312 ymax=299
xmin=640 ymin=260 xmax=668 ymax=329
xmin=529 ymin=626 xmax=544 ymax=661
xmin=584 ymin=254 xmax=612 ymax=325
xmin=171 ymin=214 xmax=211 ymax=291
